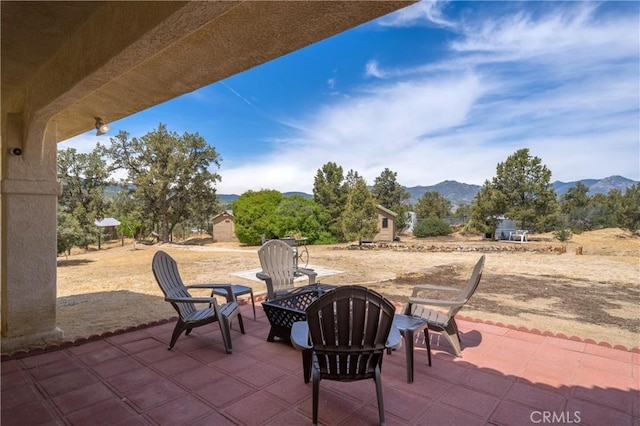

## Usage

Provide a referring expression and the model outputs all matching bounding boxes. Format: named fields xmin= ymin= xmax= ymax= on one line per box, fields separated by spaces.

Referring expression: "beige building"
xmin=212 ymin=211 xmax=238 ymax=242
xmin=375 ymin=205 xmax=398 ymax=242
xmin=0 ymin=1 xmax=413 ymax=351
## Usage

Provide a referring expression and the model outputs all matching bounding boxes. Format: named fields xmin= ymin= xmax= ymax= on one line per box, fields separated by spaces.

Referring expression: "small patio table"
xmin=390 ymin=313 xmax=431 ymax=383
xmin=211 ymin=284 xmax=256 ymax=320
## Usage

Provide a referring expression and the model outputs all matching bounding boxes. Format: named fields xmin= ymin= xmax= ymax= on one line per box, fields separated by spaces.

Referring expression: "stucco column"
xmin=1 ymin=114 xmax=63 ymax=351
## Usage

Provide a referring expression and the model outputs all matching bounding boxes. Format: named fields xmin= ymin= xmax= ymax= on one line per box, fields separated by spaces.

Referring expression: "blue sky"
xmin=60 ymin=1 xmax=640 ymax=194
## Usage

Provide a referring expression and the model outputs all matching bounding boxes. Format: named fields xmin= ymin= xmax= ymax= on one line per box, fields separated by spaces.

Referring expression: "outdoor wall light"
xmin=95 ymin=117 xmax=109 ymax=136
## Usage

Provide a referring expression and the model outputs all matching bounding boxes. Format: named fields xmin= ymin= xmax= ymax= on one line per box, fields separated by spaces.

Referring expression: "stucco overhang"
xmin=1 ymin=1 xmax=413 ymax=143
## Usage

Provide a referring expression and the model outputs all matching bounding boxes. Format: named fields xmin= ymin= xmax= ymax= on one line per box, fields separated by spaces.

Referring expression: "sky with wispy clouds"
xmin=60 ymin=1 xmax=639 ymax=194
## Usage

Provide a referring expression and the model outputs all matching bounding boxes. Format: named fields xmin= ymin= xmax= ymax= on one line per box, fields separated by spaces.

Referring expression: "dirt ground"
xmin=56 ymin=228 xmax=639 ymax=350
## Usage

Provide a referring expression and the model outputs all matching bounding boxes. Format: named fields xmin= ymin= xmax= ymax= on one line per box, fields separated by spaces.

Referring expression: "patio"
xmin=2 ymin=302 xmax=637 ymax=425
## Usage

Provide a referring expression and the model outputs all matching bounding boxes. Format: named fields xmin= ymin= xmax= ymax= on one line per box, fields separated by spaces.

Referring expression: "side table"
xmin=391 ymin=314 xmax=431 ymax=383
xmin=212 ymin=284 xmax=256 ymax=320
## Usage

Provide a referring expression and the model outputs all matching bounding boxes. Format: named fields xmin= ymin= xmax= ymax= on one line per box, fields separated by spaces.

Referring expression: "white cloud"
xmin=58 ymin=133 xmax=109 ymax=154
xmin=364 ymin=60 xmax=387 ymax=79
xmin=377 ymin=0 xmax=456 ymax=28
xmin=217 ymin=2 xmax=639 ymax=194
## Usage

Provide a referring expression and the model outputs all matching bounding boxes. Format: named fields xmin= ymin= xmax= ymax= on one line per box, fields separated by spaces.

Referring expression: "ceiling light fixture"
xmin=95 ymin=117 xmax=109 ymax=136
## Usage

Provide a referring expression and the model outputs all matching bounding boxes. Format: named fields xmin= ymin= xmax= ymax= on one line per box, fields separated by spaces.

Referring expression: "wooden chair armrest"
xmin=412 ymin=284 xmax=460 ymax=297
xmin=165 ymin=296 xmax=216 ymax=304
xmin=295 ymin=268 xmax=317 ymax=284
xmin=291 ymin=321 xmax=312 ymax=350
xmin=256 ymin=271 xmax=270 ymax=281
xmin=408 ymin=296 xmax=464 ymax=309
xmin=186 ymin=284 xmax=237 ymax=302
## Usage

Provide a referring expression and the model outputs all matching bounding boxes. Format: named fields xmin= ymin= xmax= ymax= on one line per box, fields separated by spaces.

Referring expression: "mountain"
xmin=553 ymin=175 xmax=637 ymax=196
xmin=216 ymin=175 xmax=637 ymax=207
xmin=404 ymin=180 xmax=481 ymax=206
xmin=218 ymin=191 xmax=311 ymax=205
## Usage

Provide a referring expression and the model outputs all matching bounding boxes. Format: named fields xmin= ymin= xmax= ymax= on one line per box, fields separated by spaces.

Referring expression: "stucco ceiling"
xmin=1 ymin=1 xmax=413 ymax=142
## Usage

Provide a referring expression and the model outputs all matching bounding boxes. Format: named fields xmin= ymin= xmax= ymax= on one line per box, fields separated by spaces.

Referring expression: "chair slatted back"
xmin=306 ymin=286 xmax=395 ymax=380
xmin=257 ymin=240 xmax=296 ymax=294
xmin=449 ymin=255 xmax=485 ymax=317
xmin=152 ymin=251 xmax=196 ymax=318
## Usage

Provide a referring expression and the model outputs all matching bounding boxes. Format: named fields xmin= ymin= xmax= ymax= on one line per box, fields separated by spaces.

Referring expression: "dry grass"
xmin=56 ymin=228 xmax=639 ymax=349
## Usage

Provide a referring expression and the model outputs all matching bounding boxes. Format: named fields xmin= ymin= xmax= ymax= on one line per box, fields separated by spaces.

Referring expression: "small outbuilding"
xmin=94 ymin=217 xmax=121 ymax=249
xmin=212 ymin=211 xmax=238 ymax=242
xmin=488 ymin=217 xmax=517 ymax=240
xmin=374 ymin=205 xmax=397 ymax=242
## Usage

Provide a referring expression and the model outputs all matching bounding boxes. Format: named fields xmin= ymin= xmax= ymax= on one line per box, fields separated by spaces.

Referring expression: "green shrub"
xmin=553 ymin=228 xmax=573 ymax=242
xmin=413 ymin=218 xmax=452 ymax=237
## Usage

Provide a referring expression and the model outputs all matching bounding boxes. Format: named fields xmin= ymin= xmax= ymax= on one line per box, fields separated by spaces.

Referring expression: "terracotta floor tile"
xmin=68 ymin=340 xmax=114 ymax=356
xmin=420 ymin=357 xmax=471 ymax=382
xmin=90 ymin=353 xmax=143 ymax=379
xmin=264 ymin=374 xmax=312 ymax=406
xmin=522 ymin=358 xmax=579 ymax=384
xmin=379 ymin=384 xmax=430 ymax=421
xmin=1 ymin=369 xmax=31 ymax=389
xmin=415 ymin=401 xmax=486 ymax=426
xmin=243 ymin=340 xmax=291 ymax=362
xmin=323 ymin=378 xmax=378 ymax=405
xmin=171 ymin=365 xmax=226 ymax=391
xmin=340 ymin=405 xmax=408 ymax=426
xmin=574 ymin=366 xmax=636 ymax=390
xmin=123 ymin=378 xmax=185 ymax=411
xmin=106 ymin=366 xmax=163 ymax=393
xmin=145 ymin=394 xmax=213 ymax=425
xmin=3 ymin=316 xmax=636 ymax=426
xmin=490 ymin=400 xmax=540 ymax=425
xmin=297 ymin=388 xmax=363 ymax=425
xmin=119 ymin=337 xmax=166 ymax=354
xmin=26 ymin=357 xmax=83 ymax=381
xmin=223 ymin=391 xmax=289 ymax=425
xmin=1 ymin=400 xmax=56 ymax=426
xmin=65 ymin=398 xmax=139 ymax=426
xmin=19 ymin=350 xmax=69 ymax=369
xmin=132 ymin=345 xmax=180 ymax=364
xmin=209 ymin=353 xmax=260 ymax=374
xmin=572 ymin=385 xmax=634 ymax=413
xmin=504 ymin=329 xmax=546 ymax=344
xmin=178 ymin=346 xmax=228 ymax=364
xmin=505 ymin=381 xmax=567 ymax=412
xmin=582 ymin=353 xmax=633 ymax=376
xmin=1 ymin=359 xmax=23 ymax=374
xmin=458 ymin=367 xmax=516 ymax=397
xmin=585 ymin=344 xmax=633 ymax=362
xmin=106 ymin=329 xmax=153 ymax=345
xmin=1 ymin=382 xmax=41 ymax=410
xmin=566 ymin=398 xmax=633 ymax=426
xmin=141 ymin=321 xmax=177 ymax=337
xmin=541 ymin=336 xmax=587 ymax=353
xmin=150 ymin=353 xmax=204 ymax=377
xmin=439 ymin=385 xmax=500 ymax=419
xmin=50 ymin=382 xmax=114 ymax=414
xmin=264 ymin=347 xmax=304 ymax=374
xmin=188 ymin=410 xmax=238 ymax=426
xmin=38 ymin=369 xmax=97 ymax=397
xmin=227 ymin=333 xmax=266 ymax=353
xmin=235 ymin=361 xmax=288 ymax=388
xmin=75 ymin=345 xmax=127 ymax=366
xmin=196 ymin=375 xmax=254 ymax=408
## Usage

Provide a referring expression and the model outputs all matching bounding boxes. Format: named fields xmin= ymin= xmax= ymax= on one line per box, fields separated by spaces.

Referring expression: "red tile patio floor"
xmin=2 ymin=302 xmax=638 ymax=425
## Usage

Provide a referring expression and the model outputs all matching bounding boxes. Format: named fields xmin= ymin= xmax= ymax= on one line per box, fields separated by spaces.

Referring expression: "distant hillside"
xmin=214 ymin=175 xmax=638 ymax=207
xmin=218 ymin=191 xmax=311 ymax=205
xmin=553 ymin=175 xmax=637 ymax=196
xmin=404 ymin=180 xmax=481 ymax=206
